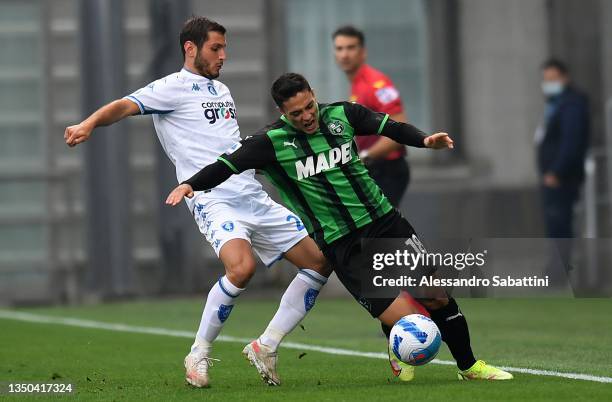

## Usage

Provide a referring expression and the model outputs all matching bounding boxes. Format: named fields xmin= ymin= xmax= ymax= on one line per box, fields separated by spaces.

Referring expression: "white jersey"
xmin=124 ymin=68 xmax=264 ymax=211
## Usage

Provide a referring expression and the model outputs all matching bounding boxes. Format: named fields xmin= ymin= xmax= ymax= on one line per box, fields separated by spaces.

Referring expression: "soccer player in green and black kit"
xmin=167 ymin=73 xmax=513 ymax=383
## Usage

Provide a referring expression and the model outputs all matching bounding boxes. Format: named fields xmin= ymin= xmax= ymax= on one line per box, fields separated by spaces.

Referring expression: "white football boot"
xmin=184 ymin=350 xmax=219 ymax=388
xmin=242 ymin=339 xmax=281 ymax=386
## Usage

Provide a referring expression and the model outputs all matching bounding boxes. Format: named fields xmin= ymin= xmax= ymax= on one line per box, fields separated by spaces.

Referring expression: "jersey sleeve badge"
xmin=375 ymin=86 xmax=400 ymax=105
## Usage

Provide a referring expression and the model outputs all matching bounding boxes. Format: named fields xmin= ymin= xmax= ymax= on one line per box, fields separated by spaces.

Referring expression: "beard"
xmin=341 ymin=61 xmax=358 ymax=75
xmin=194 ymin=50 xmax=220 ymax=79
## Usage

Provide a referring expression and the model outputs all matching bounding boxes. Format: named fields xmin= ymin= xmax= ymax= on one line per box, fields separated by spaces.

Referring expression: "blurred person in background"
xmin=535 ymin=59 xmax=589 ymax=241
xmin=64 ymin=16 xmax=331 ymax=388
xmin=333 ymin=25 xmax=410 ymax=207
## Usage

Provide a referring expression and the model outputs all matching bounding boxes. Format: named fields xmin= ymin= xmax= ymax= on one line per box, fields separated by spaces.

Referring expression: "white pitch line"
xmin=1 ymin=310 xmax=611 ymax=384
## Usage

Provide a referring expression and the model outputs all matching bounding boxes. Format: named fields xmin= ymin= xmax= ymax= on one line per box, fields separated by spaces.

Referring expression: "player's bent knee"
xmin=219 ymin=239 xmax=257 ymax=288
xmin=284 ymin=237 xmax=332 ymax=277
xmin=225 ymin=258 xmax=257 ymax=288
xmin=311 ymin=258 xmax=333 ymax=277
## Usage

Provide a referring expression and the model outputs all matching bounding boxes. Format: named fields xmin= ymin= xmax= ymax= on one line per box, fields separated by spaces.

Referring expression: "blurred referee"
xmin=333 ymin=25 xmax=410 ymax=207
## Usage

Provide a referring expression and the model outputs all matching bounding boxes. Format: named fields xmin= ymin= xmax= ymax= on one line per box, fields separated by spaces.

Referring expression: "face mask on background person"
xmin=541 ymin=81 xmax=564 ymax=97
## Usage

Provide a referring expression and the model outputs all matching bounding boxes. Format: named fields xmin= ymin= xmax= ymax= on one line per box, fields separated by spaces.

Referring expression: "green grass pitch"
xmin=1 ymin=298 xmax=611 ymax=401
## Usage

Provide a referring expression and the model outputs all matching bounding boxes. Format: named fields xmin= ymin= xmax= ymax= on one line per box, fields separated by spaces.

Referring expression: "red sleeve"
xmin=365 ymin=74 xmax=403 ymax=115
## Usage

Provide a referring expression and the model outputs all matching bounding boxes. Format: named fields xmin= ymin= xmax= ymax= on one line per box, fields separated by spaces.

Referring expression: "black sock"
xmin=428 ymin=298 xmax=477 ymax=371
xmin=381 ymin=322 xmax=392 ymax=340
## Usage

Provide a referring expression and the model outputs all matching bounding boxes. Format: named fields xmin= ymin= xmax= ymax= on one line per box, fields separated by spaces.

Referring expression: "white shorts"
xmin=192 ymin=194 xmax=308 ymax=267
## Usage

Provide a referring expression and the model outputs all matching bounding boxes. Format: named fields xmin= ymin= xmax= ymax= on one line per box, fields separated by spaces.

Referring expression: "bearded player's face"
xmin=194 ymin=31 xmax=226 ymax=79
xmin=334 ymin=35 xmax=365 ymax=74
xmin=281 ymin=90 xmax=320 ymax=134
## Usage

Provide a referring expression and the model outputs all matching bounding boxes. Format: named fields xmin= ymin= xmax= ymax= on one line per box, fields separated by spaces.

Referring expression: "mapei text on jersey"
xmin=295 ymin=142 xmax=352 ymax=180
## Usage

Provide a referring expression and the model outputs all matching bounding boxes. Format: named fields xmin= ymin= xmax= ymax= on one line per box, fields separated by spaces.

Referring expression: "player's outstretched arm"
xmin=165 ymin=160 xmax=235 ymax=207
xmin=64 ymin=98 xmax=140 ymax=147
xmin=379 ymin=120 xmax=454 ymax=150
xmin=165 ymin=133 xmax=275 ymax=206
xmin=345 ymin=102 xmax=454 ymax=150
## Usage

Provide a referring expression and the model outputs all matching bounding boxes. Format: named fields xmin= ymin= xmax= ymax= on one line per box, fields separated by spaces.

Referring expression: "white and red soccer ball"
xmin=390 ymin=314 xmax=442 ymax=366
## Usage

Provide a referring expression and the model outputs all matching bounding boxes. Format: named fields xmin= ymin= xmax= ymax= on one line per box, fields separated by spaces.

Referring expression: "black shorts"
xmin=322 ymin=209 xmax=423 ymax=318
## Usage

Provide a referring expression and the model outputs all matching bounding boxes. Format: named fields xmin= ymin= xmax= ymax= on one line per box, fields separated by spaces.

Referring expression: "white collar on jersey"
xmin=180 ymin=67 xmax=213 ymax=82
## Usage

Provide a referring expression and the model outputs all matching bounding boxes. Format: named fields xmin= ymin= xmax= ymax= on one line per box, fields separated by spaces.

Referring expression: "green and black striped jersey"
xmin=216 ymin=101 xmax=400 ymax=248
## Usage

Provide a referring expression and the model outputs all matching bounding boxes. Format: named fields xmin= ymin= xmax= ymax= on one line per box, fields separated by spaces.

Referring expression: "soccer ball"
xmin=389 ymin=314 xmax=442 ymax=366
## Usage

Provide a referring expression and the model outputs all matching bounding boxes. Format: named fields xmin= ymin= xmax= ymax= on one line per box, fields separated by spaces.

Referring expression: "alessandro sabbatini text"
xmin=360 ymin=237 xmax=556 ymax=299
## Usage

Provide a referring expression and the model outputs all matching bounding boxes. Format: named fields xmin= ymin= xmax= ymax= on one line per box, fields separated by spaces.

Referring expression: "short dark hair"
xmin=271 ymin=73 xmax=312 ymax=108
xmin=332 ymin=25 xmax=365 ymax=47
xmin=179 ymin=16 xmax=226 ymax=59
xmin=542 ymin=58 xmax=569 ymax=75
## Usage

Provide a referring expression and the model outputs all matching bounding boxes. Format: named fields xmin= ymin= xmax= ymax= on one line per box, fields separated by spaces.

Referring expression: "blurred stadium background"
xmin=1 ymin=0 xmax=612 ymax=305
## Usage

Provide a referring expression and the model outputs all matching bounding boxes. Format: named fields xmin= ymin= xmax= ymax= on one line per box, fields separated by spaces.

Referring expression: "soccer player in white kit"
xmin=64 ymin=17 xmax=331 ymax=388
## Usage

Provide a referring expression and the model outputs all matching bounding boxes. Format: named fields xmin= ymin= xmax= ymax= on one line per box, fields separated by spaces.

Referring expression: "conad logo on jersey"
xmin=295 ymin=142 xmax=352 ymax=180
xmin=201 ymin=101 xmax=237 ymax=124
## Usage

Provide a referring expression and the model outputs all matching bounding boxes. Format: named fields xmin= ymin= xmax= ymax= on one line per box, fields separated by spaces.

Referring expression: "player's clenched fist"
xmin=65 ymin=122 xmax=93 ymax=147
xmin=166 ymin=183 xmax=195 ymax=206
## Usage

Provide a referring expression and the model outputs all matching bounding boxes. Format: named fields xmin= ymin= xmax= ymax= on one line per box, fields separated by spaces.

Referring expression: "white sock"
xmin=192 ymin=275 xmax=245 ymax=355
xmin=259 ymin=269 xmax=327 ymax=352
